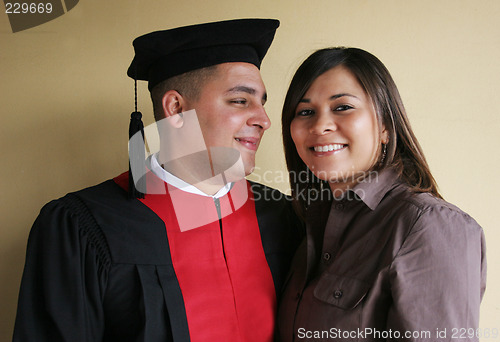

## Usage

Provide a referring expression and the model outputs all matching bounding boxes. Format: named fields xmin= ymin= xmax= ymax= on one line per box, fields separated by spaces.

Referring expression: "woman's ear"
xmin=381 ymin=126 xmax=389 ymax=145
xmin=161 ymin=90 xmax=186 ymax=128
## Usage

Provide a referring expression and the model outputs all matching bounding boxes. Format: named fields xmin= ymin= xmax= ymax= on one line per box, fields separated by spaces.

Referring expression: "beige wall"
xmin=1 ymin=0 xmax=499 ymax=338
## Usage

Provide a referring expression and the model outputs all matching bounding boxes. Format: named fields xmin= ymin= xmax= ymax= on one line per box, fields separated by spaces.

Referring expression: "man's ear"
xmin=162 ymin=90 xmax=186 ymax=128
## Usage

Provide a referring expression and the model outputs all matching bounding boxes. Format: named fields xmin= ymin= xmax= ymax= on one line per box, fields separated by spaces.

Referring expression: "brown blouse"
xmin=278 ymin=169 xmax=486 ymax=341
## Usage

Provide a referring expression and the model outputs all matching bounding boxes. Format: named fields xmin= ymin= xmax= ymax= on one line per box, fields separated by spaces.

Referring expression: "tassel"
xmin=128 ymin=78 xmax=146 ymax=199
xmin=128 ymin=111 xmax=145 ymax=198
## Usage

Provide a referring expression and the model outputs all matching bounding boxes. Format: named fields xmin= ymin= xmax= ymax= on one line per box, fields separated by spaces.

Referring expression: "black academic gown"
xmin=13 ymin=172 xmax=303 ymax=342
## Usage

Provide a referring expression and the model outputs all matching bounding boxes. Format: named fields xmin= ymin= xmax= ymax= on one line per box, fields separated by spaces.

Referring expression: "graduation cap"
xmin=126 ymin=18 xmax=280 ymax=198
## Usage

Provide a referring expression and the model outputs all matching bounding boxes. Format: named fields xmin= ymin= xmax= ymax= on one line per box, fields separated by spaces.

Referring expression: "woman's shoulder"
xmin=387 ymin=184 xmax=482 ymax=234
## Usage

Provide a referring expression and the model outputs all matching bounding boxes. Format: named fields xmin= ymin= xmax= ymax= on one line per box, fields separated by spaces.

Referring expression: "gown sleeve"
xmin=13 ymin=195 xmax=109 ymax=342
xmin=387 ymin=204 xmax=487 ymax=341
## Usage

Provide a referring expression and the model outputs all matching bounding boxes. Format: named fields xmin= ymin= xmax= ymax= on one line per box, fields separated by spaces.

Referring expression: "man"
xmin=13 ymin=19 xmax=302 ymax=342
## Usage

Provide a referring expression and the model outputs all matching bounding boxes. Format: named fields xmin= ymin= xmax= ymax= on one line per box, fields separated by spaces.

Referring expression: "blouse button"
xmin=335 ymin=203 xmax=345 ymax=210
xmin=323 ymin=252 xmax=331 ymax=261
xmin=333 ymin=289 xmax=343 ymax=299
xmin=295 ymin=292 xmax=301 ymax=300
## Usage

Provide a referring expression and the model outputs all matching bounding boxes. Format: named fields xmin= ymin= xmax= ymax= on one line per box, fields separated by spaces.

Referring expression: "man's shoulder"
xmin=34 ymin=172 xmax=173 ymax=265
xmin=247 ymin=181 xmax=305 ymax=254
xmin=247 ymin=180 xmax=291 ymax=204
xmin=247 ymin=180 xmax=302 ymax=230
xmin=35 ymin=172 xmax=132 ymax=224
xmin=72 ymin=173 xmax=128 ymax=203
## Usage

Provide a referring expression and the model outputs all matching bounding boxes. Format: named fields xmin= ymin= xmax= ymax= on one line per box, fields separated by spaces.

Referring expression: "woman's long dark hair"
xmin=282 ymin=47 xmax=441 ymax=217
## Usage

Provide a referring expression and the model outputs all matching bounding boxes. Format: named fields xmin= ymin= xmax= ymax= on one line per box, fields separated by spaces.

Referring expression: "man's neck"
xmin=158 ymin=151 xmax=230 ymax=196
xmin=163 ymin=165 xmax=229 ymax=196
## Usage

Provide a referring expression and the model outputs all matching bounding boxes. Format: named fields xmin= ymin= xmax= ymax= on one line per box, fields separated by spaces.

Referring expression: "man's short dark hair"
xmin=150 ymin=65 xmax=218 ymax=122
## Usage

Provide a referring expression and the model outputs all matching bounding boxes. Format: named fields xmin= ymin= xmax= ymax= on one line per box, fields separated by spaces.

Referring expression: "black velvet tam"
xmin=127 ymin=18 xmax=280 ymax=90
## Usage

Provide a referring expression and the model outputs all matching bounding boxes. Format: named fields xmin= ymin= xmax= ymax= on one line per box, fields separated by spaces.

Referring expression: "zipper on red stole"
xmin=214 ymin=197 xmax=227 ymax=261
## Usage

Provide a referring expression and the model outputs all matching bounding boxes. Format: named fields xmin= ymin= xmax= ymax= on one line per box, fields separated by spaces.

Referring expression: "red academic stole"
xmin=114 ymin=172 xmax=276 ymax=342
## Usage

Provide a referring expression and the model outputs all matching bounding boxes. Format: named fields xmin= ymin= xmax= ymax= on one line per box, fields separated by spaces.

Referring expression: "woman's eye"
xmin=334 ymin=104 xmax=353 ymax=111
xmin=296 ymin=109 xmax=314 ymax=117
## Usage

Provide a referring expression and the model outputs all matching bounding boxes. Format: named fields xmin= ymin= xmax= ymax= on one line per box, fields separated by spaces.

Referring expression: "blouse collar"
xmin=349 ymin=168 xmax=401 ymax=211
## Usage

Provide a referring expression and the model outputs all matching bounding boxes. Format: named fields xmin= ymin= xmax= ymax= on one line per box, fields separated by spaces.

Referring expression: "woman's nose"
xmin=309 ymin=111 xmax=336 ymax=135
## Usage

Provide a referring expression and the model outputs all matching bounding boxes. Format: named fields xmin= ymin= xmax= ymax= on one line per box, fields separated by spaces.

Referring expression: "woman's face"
xmin=290 ymin=65 xmax=387 ymax=192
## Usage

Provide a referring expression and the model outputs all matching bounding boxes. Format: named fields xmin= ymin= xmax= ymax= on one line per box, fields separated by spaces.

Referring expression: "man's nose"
xmin=248 ymin=104 xmax=271 ymax=130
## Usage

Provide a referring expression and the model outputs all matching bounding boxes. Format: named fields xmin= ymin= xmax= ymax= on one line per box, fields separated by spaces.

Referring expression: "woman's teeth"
xmin=313 ymin=144 xmax=345 ymax=152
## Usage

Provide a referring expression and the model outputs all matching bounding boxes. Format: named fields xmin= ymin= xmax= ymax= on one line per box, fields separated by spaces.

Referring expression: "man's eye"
xmin=296 ymin=109 xmax=314 ymax=117
xmin=230 ymin=99 xmax=247 ymax=105
xmin=334 ymin=105 xmax=353 ymax=111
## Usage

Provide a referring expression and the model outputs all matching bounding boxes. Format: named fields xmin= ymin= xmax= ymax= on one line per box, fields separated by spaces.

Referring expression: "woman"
xmin=278 ymin=48 xmax=486 ymax=341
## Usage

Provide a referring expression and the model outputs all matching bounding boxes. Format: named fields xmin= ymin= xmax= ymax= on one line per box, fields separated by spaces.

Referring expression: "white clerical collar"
xmin=148 ymin=153 xmax=233 ymax=199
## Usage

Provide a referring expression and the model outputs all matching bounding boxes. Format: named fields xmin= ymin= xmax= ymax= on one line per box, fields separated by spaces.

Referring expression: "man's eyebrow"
xmin=226 ymin=86 xmax=267 ymax=103
xmin=299 ymin=93 xmax=359 ymax=103
xmin=226 ymin=86 xmax=256 ymax=95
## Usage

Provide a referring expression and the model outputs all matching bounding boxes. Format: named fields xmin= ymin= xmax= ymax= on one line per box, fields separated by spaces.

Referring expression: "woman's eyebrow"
xmin=299 ymin=93 xmax=359 ymax=103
